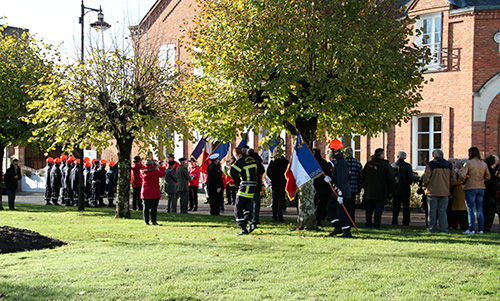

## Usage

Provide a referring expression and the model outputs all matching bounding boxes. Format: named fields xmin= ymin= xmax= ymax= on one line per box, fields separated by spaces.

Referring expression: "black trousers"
xmin=208 ymin=189 xmax=222 ymax=215
xmin=132 ymin=187 xmax=142 ymax=210
xmin=235 ymin=194 xmax=253 ymax=228
xmin=226 ymin=185 xmax=237 ymax=204
xmin=143 ymin=198 xmax=159 ymax=224
xmin=272 ymin=184 xmax=286 ymax=220
xmin=45 ymin=186 xmax=52 ymax=202
xmin=327 ymin=195 xmax=352 ymax=229
xmin=392 ymin=195 xmax=411 ymax=225
xmin=189 ymin=186 xmax=198 ymax=210
xmin=315 ymin=191 xmax=331 ymax=223
xmin=365 ymin=199 xmax=385 ymax=228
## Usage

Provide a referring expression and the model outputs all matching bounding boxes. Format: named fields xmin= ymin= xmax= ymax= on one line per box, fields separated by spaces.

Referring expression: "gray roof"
xmin=448 ymin=0 xmax=500 ymax=7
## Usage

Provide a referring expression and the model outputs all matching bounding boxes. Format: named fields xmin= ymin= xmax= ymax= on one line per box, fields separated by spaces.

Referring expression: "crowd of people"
xmin=4 ymin=140 xmax=499 ymax=237
xmin=42 ymin=155 xmax=118 ymax=208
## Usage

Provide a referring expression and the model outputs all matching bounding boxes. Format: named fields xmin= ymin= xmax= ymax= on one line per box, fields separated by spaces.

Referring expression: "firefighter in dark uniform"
xmin=106 ymin=161 xmax=118 ymax=207
xmin=50 ymin=158 xmax=62 ymax=206
xmin=70 ymin=159 xmax=81 ymax=206
xmin=230 ymin=147 xmax=260 ymax=235
xmin=324 ymin=139 xmax=353 ymax=238
xmin=64 ymin=158 xmax=74 ymax=206
xmin=44 ymin=157 xmax=54 ymax=205
xmin=90 ymin=160 xmax=104 ymax=207
xmin=206 ymin=153 xmax=224 ymax=215
xmin=99 ymin=159 xmax=107 ymax=207
xmin=83 ymin=162 xmax=92 ymax=207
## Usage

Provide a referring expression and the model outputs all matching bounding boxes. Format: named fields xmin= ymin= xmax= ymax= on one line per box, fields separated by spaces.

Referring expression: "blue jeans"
xmin=427 ymin=196 xmax=449 ymax=233
xmin=464 ymin=189 xmax=485 ymax=232
xmin=6 ymin=188 xmax=16 ymax=210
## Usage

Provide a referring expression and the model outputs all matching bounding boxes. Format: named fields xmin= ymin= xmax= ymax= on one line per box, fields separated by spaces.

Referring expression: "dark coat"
xmin=176 ymin=165 xmax=191 ymax=192
xmin=44 ymin=163 xmax=52 ymax=189
xmin=50 ymin=164 xmax=63 ymax=190
xmin=207 ymin=162 xmax=224 ymax=191
xmin=4 ymin=164 xmax=21 ymax=191
xmin=392 ymin=159 xmax=416 ymax=197
xmin=313 ymin=155 xmax=332 ymax=195
xmin=362 ymin=157 xmax=395 ymax=200
xmin=267 ymin=156 xmax=289 ymax=187
xmin=164 ymin=168 xmax=178 ymax=194
xmin=332 ymin=152 xmax=351 ymax=199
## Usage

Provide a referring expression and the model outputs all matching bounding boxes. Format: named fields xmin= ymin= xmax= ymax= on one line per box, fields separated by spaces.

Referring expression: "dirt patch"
xmin=0 ymin=226 xmax=66 ymax=254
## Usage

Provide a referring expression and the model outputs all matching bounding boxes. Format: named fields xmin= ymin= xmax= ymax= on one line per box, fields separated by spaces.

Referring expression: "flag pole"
xmin=297 ymin=132 xmax=360 ymax=234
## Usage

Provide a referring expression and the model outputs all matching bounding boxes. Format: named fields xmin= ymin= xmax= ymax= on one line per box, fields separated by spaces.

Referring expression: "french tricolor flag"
xmin=285 ymin=133 xmax=323 ymax=200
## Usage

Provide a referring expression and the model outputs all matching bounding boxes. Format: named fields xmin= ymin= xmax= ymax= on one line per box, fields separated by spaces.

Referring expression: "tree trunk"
xmin=294 ymin=115 xmax=318 ymax=230
xmin=115 ymin=137 xmax=133 ymax=218
xmin=0 ymin=145 xmax=4 ymax=210
xmin=296 ymin=181 xmax=317 ymax=230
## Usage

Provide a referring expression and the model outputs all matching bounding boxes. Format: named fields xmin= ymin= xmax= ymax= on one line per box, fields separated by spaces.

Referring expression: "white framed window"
xmin=158 ymin=44 xmax=176 ymax=76
xmin=412 ymin=115 xmax=442 ymax=169
xmin=416 ymin=12 xmax=442 ymax=69
xmin=347 ymin=134 xmax=361 ymax=161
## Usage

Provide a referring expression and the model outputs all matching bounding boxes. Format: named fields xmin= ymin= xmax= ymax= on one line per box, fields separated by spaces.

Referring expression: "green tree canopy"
xmin=181 ymin=0 xmax=430 ymax=229
xmin=26 ymin=48 xmax=187 ymax=217
xmin=0 ymin=25 xmax=57 ymax=209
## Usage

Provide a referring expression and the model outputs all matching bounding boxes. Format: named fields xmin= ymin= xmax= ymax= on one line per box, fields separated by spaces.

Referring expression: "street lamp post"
xmin=77 ymin=0 xmax=111 ymax=211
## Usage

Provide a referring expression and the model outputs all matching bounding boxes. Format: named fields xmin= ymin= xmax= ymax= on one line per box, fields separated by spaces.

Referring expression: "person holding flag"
xmin=324 ymin=139 xmax=353 ymax=238
xmin=230 ymin=147 xmax=260 ymax=235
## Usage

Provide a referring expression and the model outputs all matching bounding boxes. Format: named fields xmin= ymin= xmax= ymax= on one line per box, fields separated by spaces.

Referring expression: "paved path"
xmin=4 ymin=191 xmax=500 ymax=233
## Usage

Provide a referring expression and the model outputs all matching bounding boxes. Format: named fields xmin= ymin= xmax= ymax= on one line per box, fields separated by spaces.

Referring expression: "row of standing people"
xmin=44 ymin=156 xmax=118 ymax=208
xmin=422 ymin=147 xmax=500 ymax=234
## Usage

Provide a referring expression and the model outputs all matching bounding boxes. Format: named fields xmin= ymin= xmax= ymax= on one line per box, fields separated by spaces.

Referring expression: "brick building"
xmin=133 ymin=0 xmax=500 ymax=168
xmin=7 ymin=0 xmax=499 ymax=172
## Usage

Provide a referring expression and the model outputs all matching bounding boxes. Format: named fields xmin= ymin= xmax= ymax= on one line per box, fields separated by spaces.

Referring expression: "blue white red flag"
xmin=190 ymin=137 xmax=206 ymax=160
xmin=285 ymin=133 xmax=323 ymax=200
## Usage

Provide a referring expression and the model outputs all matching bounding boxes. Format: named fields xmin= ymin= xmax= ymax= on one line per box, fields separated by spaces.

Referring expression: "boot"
xmin=236 ymin=227 xmax=249 ymax=236
xmin=45 ymin=200 xmax=52 ymax=205
xmin=327 ymin=227 xmax=343 ymax=237
xmin=341 ymin=228 xmax=353 ymax=238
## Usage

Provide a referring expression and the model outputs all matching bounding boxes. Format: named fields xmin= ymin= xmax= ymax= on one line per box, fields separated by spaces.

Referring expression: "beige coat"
xmin=459 ymin=158 xmax=490 ymax=191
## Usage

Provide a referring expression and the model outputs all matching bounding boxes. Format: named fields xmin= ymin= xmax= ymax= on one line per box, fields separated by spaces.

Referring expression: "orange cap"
xmin=109 ymin=161 xmax=116 ymax=167
xmin=67 ymin=159 xmax=74 ymax=164
xmin=61 ymin=155 xmax=68 ymax=160
xmin=54 ymin=158 xmax=62 ymax=163
xmin=46 ymin=157 xmax=54 ymax=163
xmin=91 ymin=158 xmax=97 ymax=164
xmin=85 ymin=162 xmax=91 ymax=168
xmin=329 ymin=139 xmax=343 ymax=150
xmin=83 ymin=157 xmax=90 ymax=163
xmin=75 ymin=159 xmax=81 ymax=164
xmin=69 ymin=156 xmax=75 ymax=161
xmin=100 ymin=159 xmax=107 ymax=165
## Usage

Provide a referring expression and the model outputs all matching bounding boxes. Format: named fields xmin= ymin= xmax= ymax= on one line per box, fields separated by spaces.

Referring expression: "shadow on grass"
xmin=7 ymin=204 xmax=500 ymax=246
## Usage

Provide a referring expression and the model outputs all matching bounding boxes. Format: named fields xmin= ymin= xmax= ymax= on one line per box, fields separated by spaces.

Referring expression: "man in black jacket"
xmin=267 ymin=154 xmax=289 ymax=222
xmin=391 ymin=151 xmax=417 ymax=226
xmin=325 ymin=141 xmax=353 ymax=238
xmin=4 ymin=159 xmax=22 ymax=210
xmin=362 ymin=148 xmax=395 ymax=229
xmin=206 ymin=153 xmax=224 ymax=216
xmin=312 ymin=148 xmax=332 ymax=226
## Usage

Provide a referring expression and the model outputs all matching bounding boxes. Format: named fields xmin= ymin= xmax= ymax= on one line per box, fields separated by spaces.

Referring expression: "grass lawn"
xmin=0 ymin=203 xmax=499 ymax=300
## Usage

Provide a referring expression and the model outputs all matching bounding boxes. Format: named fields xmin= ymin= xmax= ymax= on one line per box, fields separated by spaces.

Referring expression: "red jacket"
xmin=130 ymin=163 xmax=144 ymax=188
xmin=188 ymin=165 xmax=200 ymax=187
xmin=140 ymin=165 xmax=166 ymax=199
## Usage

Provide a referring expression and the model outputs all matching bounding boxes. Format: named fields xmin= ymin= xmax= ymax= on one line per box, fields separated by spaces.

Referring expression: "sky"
xmin=1 ymin=0 xmax=158 ymax=61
